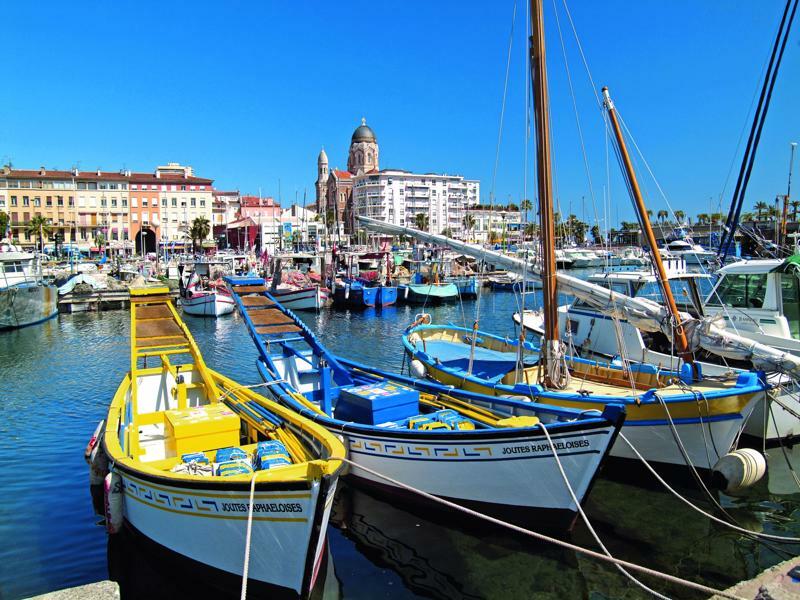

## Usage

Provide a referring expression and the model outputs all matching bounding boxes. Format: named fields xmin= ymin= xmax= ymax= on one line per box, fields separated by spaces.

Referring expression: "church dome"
xmin=318 ymin=147 xmax=328 ymax=163
xmin=351 ymin=117 xmax=377 ymax=143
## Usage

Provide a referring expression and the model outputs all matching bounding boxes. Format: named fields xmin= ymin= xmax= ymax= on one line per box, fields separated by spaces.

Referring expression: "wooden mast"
xmin=602 ymin=87 xmax=694 ymax=366
xmin=530 ymin=0 xmax=560 ymax=386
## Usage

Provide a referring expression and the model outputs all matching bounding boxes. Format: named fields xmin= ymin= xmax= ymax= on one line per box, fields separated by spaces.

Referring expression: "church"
xmin=315 ymin=118 xmax=380 ymax=236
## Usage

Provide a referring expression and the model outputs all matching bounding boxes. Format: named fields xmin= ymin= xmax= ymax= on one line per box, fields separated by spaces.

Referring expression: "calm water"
xmin=1 ymin=288 xmax=799 ymax=599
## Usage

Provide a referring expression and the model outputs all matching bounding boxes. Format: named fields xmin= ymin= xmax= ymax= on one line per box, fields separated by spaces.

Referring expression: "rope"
xmin=336 ymin=456 xmax=746 ymax=600
xmin=538 ymin=425 xmax=670 ymax=599
xmin=617 ymin=432 xmax=800 ymax=544
xmin=240 ymin=473 xmax=258 ymax=600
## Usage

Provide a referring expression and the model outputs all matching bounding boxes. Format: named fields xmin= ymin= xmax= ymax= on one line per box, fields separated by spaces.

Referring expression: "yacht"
xmin=662 ymin=239 xmax=716 ymax=265
xmin=0 ymin=240 xmax=58 ymax=329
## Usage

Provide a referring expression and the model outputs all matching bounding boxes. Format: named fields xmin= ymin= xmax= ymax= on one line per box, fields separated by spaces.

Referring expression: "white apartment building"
xmin=468 ymin=208 xmax=522 ymax=243
xmin=352 ymin=169 xmax=479 ymax=237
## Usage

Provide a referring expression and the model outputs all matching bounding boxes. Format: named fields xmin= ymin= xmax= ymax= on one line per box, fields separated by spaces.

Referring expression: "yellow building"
xmin=0 ymin=163 xmax=215 ymax=252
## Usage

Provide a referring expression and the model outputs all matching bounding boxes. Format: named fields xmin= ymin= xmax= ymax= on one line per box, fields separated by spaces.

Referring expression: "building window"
xmin=23 ymin=196 xmax=30 ymax=206
xmin=121 ymin=198 xmax=127 ymax=208
xmin=100 ymin=198 xmax=107 ymax=207
xmin=190 ymin=198 xmax=196 ymax=207
xmin=57 ymin=196 xmax=64 ymax=206
xmin=171 ymin=198 xmax=177 ymax=207
xmin=69 ymin=196 xmax=74 ymax=206
xmin=111 ymin=199 xmax=118 ymax=208
xmin=141 ymin=198 xmax=148 ymax=207
xmin=161 ymin=198 xmax=167 ymax=207
xmin=34 ymin=197 xmax=41 ymax=207
xmin=11 ymin=196 xmax=17 ymax=206
xmin=200 ymin=199 xmax=206 ymax=207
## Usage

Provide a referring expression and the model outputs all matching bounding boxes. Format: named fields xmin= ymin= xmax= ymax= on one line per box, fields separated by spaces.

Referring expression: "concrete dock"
xmin=28 ymin=580 xmax=119 ymax=599
xmin=711 ymin=558 xmax=800 ymax=600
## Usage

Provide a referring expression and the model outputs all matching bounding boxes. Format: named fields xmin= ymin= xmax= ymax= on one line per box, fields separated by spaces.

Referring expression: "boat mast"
xmin=530 ymin=0 xmax=561 ymax=387
xmin=602 ymin=87 xmax=694 ymax=367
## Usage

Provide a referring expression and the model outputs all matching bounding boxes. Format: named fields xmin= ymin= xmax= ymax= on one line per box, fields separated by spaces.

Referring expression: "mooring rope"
xmin=538 ymin=425 xmax=670 ymax=599
xmin=240 ymin=473 xmax=258 ymax=600
xmin=617 ymin=432 xmax=800 ymax=544
xmin=337 ymin=456 xmax=746 ymax=600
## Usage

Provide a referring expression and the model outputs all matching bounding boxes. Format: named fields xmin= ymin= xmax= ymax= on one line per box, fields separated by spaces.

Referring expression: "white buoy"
xmin=344 ymin=284 xmax=350 ymax=300
xmin=711 ymin=448 xmax=767 ymax=493
xmin=404 ymin=286 xmax=409 ymax=299
xmin=410 ymin=359 xmax=427 ymax=379
xmin=104 ymin=472 xmax=124 ymax=534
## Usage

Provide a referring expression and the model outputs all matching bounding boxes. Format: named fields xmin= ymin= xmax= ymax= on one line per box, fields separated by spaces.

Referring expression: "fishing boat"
xmin=178 ymin=261 xmax=236 ymax=317
xmin=332 ymin=279 xmax=379 ymax=308
xmin=268 ymin=254 xmax=330 ymax=311
xmin=513 ymin=261 xmax=800 ymax=445
xmin=358 ymin=0 xmax=771 ymax=478
xmin=400 ymin=281 xmax=459 ymax=304
xmin=0 ymin=240 xmax=58 ymax=329
xmin=225 ymin=276 xmax=625 ymax=531
xmin=488 ymin=272 xmax=539 ymax=292
xmin=662 ymin=239 xmax=716 ymax=265
xmin=402 ymin=323 xmax=763 ymax=472
xmin=445 ymin=275 xmax=479 ymax=298
xmin=90 ymin=287 xmax=345 ymax=597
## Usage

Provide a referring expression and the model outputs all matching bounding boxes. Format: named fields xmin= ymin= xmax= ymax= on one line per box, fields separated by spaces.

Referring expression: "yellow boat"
xmin=89 ymin=287 xmax=344 ymax=597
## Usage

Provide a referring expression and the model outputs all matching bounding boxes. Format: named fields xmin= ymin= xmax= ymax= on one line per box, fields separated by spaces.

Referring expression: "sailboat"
xmin=363 ymin=0 xmax=769 ymax=474
xmin=225 ymin=276 xmax=624 ymax=531
xmin=89 ymin=287 xmax=345 ymax=597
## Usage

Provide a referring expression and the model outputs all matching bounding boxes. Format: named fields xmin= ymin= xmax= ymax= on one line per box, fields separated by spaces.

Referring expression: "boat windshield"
xmin=633 ymin=279 xmax=699 ymax=306
xmin=706 ymin=273 xmax=768 ymax=309
xmin=781 ymin=272 xmax=800 ymax=339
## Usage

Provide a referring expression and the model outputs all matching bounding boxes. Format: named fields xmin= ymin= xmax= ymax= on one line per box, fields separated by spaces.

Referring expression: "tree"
xmin=657 ymin=210 xmax=668 ymax=223
xmin=710 ymin=212 xmax=724 ymax=225
xmin=414 ymin=212 xmax=429 ymax=232
xmin=591 ymin=224 xmax=601 ymax=243
xmin=792 ymin=200 xmax=800 ymax=221
xmin=190 ymin=216 xmax=211 ymax=253
xmin=462 ymin=213 xmax=476 ymax=241
xmin=754 ymin=201 xmax=768 ymax=220
xmin=94 ymin=231 xmax=106 ymax=250
xmin=0 ymin=211 xmax=9 ymax=239
xmin=646 ymin=209 xmax=653 ymax=220
xmin=741 ymin=212 xmax=755 ymax=222
xmin=441 ymin=227 xmax=454 ymax=238
xmin=674 ymin=210 xmax=685 ymax=223
xmin=696 ymin=213 xmax=709 ymax=225
xmin=524 ymin=222 xmax=539 ymax=240
xmin=26 ymin=215 xmax=51 ymax=253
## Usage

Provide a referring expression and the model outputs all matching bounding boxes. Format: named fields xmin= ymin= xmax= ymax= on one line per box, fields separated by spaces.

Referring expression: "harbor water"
xmin=2 ymin=288 xmax=800 ymax=599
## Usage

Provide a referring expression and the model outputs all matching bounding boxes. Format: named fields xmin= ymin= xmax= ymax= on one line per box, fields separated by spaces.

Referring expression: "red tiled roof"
xmin=240 ymin=196 xmax=278 ymax=207
xmin=333 ymin=169 xmax=351 ymax=179
xmin=213 ymin=189 xmax=239 ymax=197
xmin=2 ymin=167 xmax=212 ymax=185
xmin=128 ymin=173 xmax=213 ymax=185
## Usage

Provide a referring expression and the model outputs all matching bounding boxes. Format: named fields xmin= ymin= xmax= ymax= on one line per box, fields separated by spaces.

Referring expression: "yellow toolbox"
xmin=164 ymin=403 xmax=241 ymax=457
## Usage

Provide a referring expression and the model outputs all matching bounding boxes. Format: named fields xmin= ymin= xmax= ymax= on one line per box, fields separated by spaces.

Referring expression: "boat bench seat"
xmin=248 ymin=310 xmax=294 ymax=326
xmin=232 ymin=285 xmax=267 ymax=294
xmin=423 ymin=340 xmax=518 ymax=383
xmin=136 ymin=305 xmax=173 ymax=320
xmin=241 ymin=295 xmax=276 ymax=308
xmin=256 ymin=324 xmax=302 ymax=335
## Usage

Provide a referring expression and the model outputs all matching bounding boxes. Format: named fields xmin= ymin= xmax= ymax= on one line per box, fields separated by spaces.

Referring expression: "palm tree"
xmin=754 ymin=201 xmax=768 ymax=220
xmin=441 ymin=227 xmax=454 ymax=238
xmin=524 ymin=222 xmax=539 ymax=241
xmin=94 ymin=232 xmax=106 ymax=252
xmin=190 ymin=216 xmax=211 ymax=253
xmin=696 ymin=213 xmax=709 ymax=225
xmin=462 ymin=213 xmax=476 ymax=242
xmin=674 ymin=210 xmax=685 ymax=224
xmin=26 ymin=215 xmax=51 ymax=253
xmin=741 ymin=212 xmax=755 ymax=223
xmin=0 ymin=211 xmax=9 ymax=239
xmin=657 ymin=210 xmax=668 ymax=223
xmin=646 ymin=209 xmax=653 ymax=220
xmin=414 ymin=212 xmax=429 ymax=232
xmin=791 ymin=200 xmax=800 ymax=221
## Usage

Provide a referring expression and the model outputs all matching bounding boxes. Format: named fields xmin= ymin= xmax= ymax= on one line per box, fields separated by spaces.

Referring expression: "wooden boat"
xmin=445 ymin=275 xmax=479 ymax=298
xmin=271 ymin=283 xmax=329 ymax=311
xmin=333 ymin=279 xmax=397 ymax=308
xmin=487 ymin=273 xmax=539 ymax=292
xmin=94 ymin=287 xmax=344 ymax=597
xmin=403 ymin=323 xmax=764 ymax=472
xmin=179 ymin=270 xmax=235 ymax=317
xmin=401 ymin=282 xmax=459 ymax=304
xmin=225 ymin=276 xmax=625 ymax=531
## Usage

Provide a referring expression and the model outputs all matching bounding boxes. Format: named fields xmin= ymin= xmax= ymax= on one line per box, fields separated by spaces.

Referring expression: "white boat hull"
xmin=341 ymin=427 xmax=613 ymax=521
xmin=180 ymin=292 xmax=235 ymax=317
xmin=272 ymin=286 xmax=328 ymax=311
xmin=119 ymin=470 xmax=335 ymax=594
xmin=0 ymin=283 xmax=59 ymax=329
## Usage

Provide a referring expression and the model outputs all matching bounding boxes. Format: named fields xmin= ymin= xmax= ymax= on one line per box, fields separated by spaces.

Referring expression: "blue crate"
xmin=335 ymin=381 xmax=420 ymax=425
xmin=181 ymin=451 xmax=209 ymax=464
xmin=216 ymin=447 xmax=247 ymax=463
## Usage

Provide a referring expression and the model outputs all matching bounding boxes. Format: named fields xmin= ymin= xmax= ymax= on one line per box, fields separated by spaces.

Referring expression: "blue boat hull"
xmin=0 ymin=283 xmax=58 ymax=330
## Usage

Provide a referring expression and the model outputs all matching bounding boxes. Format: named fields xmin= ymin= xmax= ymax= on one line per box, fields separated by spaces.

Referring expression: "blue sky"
xmin=1 ymin=1 xmax=798 ymax=226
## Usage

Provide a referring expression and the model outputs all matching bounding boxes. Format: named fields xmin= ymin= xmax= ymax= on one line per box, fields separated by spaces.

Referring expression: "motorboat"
xmin=0 ymin=239 xmax=58 ymax=329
